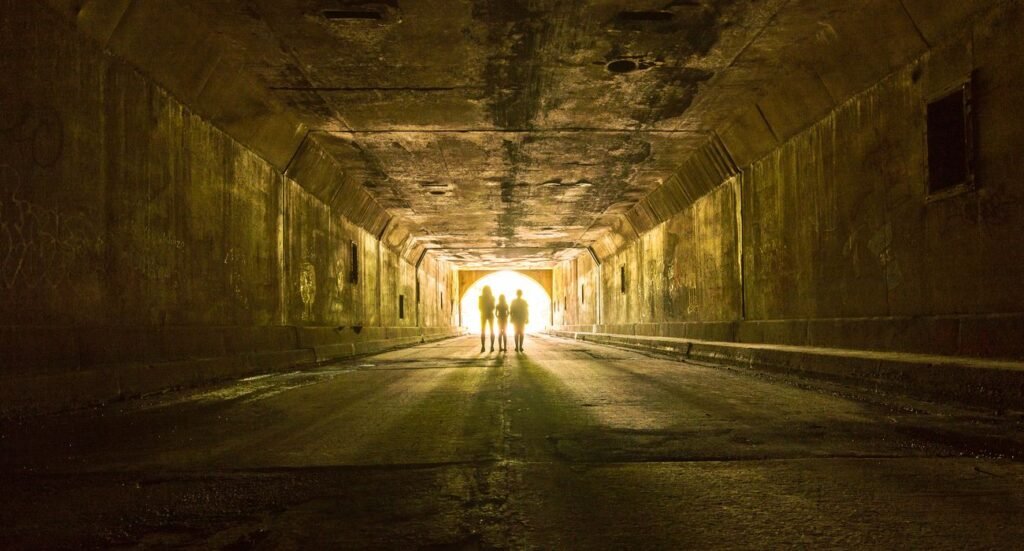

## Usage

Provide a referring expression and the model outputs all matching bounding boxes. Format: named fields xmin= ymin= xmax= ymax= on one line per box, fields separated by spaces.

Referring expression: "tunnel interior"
xmin=3 ymin=0 xmax=1023 ymax=416
xmin=3 ymin=0 xmax=1024 ymax=546
xmin=2 ymin=0 xmax=1024 ymax=418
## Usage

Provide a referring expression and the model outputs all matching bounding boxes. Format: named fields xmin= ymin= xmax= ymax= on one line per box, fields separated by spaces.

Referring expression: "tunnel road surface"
xmin=3 ymin=334 xmax=1024 ymax=549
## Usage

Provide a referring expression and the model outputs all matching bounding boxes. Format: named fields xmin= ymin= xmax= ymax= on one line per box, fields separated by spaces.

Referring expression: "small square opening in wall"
xmin=927 ymin=80 xmax=975 ymax=198
xmin=620 ymin=266 xmax=627 ymax=294
xmin=399 ymin=295 xmax=405 ymax=320
xmin=349 ymin=242 xmax=359 ymax=284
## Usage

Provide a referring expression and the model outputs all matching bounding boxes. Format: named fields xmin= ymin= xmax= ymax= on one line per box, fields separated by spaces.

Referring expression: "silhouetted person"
xmin=495 ymin=294 xmax=509 ymax=352
xmin=510 ymin=289 xmax=529 ymax=352
xmin=478 ymin=285 xmax=495 ymax=352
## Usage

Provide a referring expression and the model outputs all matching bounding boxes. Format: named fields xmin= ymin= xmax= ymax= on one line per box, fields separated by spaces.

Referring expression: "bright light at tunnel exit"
xmin=460 ymin=271 xmax=551 ymax=335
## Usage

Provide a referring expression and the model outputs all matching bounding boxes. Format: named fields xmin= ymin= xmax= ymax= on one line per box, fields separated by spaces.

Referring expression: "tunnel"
xmin=2 ymin=0 xmax=1024 ymax=548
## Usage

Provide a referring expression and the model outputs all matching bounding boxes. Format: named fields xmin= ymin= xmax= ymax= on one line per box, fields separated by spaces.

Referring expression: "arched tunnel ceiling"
xmin=203 ymin=0 xmax=778 ymax=268
xmin=47 ymin=0 xmax=998 ymax=267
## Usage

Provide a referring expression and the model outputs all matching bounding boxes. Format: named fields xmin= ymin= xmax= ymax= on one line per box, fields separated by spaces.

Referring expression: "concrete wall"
xmin=419 ymin=253 xmax=457 ymax=329
xmin=0 ymin=2 xmax=458 ymax=414
xmin=554 ymin=0 xmax=1024 ymax=361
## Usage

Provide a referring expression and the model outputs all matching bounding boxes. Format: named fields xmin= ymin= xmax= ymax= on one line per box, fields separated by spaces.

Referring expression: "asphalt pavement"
xmin=3 ymin=334 xmax=1024 ymax=549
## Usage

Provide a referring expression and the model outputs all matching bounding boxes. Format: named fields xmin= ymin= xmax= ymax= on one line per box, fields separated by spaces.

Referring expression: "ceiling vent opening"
xmin=617 ymin=11 xmax=674 ymax=22
xmin=606 ymin=59 xmax=639 ymax=74
xmin=322 ymin=9 xmax=384 ymax=20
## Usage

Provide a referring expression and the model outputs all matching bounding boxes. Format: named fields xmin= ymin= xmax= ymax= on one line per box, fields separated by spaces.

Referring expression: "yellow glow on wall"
xmin=460 ymin=270 xmax=551 ymax=334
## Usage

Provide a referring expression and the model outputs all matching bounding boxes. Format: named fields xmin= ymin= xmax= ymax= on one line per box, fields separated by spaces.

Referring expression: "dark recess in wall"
xmin=606 ymin=59 xmax=640 ymax=74
xmin=350 ymin=242 xmax=360 ymax=284
xmin=927 ymin=81 xmax=974 ymax=196
xmin=617 ymin=11 xmax=674 ymax=22
xmin=322 ymin=10 xmax=383 ymax=20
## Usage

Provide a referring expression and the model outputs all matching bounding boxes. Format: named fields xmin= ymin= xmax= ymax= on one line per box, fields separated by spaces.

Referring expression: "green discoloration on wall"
xmin=0 ymin=1 xmax=457 ymax=402
xmin=554 ymin=1 xmax=1024 ymax=360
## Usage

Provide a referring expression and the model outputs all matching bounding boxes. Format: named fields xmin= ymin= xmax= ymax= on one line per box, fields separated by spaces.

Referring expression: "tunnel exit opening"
xmin=459 ymin=271 xmax=552 ymax=335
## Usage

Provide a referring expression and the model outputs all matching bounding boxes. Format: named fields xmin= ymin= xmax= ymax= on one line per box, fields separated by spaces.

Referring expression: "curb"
xmin=548 ymin=330 xmax=1024 ymax=410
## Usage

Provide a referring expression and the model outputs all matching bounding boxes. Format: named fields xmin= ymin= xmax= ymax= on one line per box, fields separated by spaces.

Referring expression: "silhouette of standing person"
xmin=478 ymin=285 xmax=495 ymax=353
xmin=495 ymin=294 xmax=509 ymax=352
xmin=509 ymin=289 xmax=529 ymax=352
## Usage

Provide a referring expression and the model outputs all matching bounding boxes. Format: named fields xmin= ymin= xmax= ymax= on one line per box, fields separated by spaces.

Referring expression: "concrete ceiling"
xmin=166 ymin=0 xmax=781 ymax=267
xmin=45 ymin=0 xmax=999 ymax=267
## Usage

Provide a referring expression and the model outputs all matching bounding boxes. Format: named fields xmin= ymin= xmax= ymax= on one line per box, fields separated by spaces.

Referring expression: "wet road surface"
xmin=3 ymin=334 xmax=1024 ymax=549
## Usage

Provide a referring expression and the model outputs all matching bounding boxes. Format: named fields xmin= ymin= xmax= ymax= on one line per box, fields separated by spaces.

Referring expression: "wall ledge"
xmin=0 ymin=325 xmax=463 ymax=417
xmin=553 ymin=313 xmax=1024 ymax=361
xmin=547 ymin=329 xmax=1024 ymax=410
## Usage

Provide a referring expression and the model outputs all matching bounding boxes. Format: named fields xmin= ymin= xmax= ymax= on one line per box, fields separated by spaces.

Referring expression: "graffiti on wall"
xmin=224 ymin=247 xmax=251 ymax=310
xmin=0 ymin=166 xmax=103 ymax=290
xmin=328 ymin=257 xmax=347 ymax=317
xmin=127 ymin=231 xmax=185 ymax=281
xmin=299 ymin=261 xmax=316 ymax=320
xmin=665 ymin=223 xmax=701 ymax=317
xmin=866 ymin=222 xmax=903 ymax=291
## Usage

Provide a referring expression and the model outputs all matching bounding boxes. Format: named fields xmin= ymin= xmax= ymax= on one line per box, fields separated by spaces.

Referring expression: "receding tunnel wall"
xmin=554 ymin=1 xmax=1024 ymax=361
xmin=0 ymin=2 xmax=458 ymax=414
xmin=552 ymin=253 xmax=600 ymax=327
